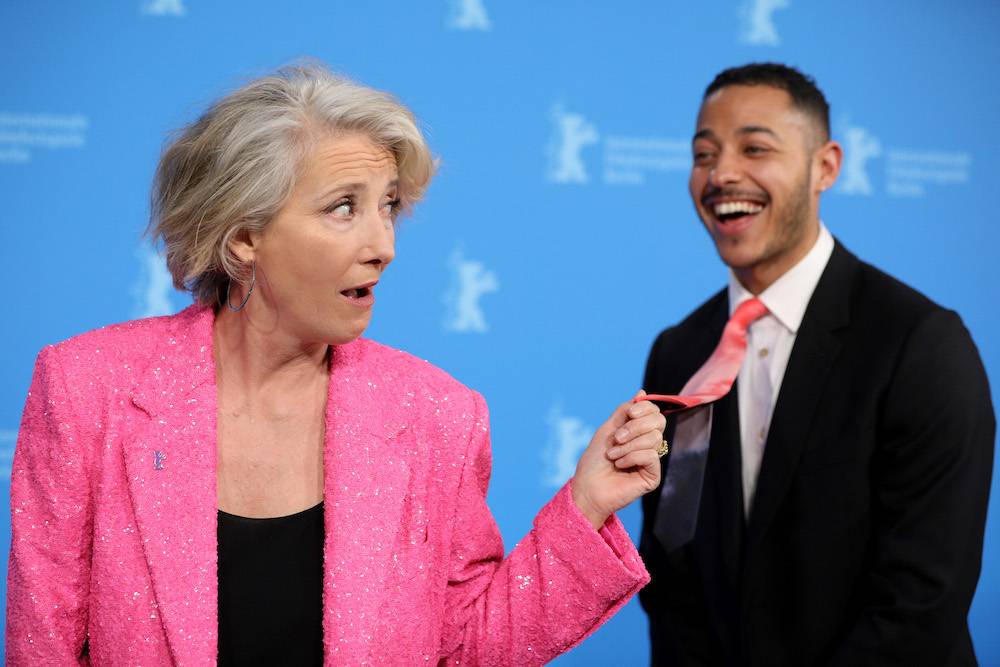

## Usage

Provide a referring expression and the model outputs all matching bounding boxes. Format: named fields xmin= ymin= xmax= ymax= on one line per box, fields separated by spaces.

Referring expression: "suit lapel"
xmin=321 ymin=340 xmax=410 ymax=663
xmin=688 ymin=301 xmax=746 ymax=654
xmin=704 ymin=386 xmax=744 ymax=588
xmin=672 ymin=295 xmax=744 ymax=585
xmin=746 ymin=243 xmax=856 ymax=546
xmin=123 ymin=306 xmax=219 ymax=666
xmin=649 ymin=293 xmax=732 ymax=564
xmin=649 ymin=291 xmax=728 ymax=555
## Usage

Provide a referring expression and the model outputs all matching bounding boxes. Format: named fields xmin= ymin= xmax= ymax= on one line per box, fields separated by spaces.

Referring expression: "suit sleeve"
xmin=830 ymin=309 xmax=995 ymax=666
xmin=6 ymin=346 xmax=94 ymax=666
xmin=438 ymin=391 xmax=650 ymax=666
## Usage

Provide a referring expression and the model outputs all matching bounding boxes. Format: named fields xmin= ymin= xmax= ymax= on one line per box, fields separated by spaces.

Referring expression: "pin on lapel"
xmin=153 ymin=450 xmax=166 ymax=471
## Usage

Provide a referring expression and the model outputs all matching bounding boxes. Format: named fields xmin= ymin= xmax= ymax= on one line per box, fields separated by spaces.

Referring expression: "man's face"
xmin=689 ymin=84 xmax=833 ymax=292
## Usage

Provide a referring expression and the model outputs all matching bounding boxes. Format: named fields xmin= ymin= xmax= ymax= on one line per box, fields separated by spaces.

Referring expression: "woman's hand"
xmin=570 ymin=390 xmax=665 ymax=530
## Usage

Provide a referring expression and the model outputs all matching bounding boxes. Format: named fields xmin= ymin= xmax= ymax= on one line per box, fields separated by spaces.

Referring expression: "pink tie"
xmin=645 ymin=297 xmax=770 ymax=413
xmin=647 ymin=297 xmax=769 ymax=552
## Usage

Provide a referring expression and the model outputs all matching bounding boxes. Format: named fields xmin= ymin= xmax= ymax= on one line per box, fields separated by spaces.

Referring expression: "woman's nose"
xmin=363 ymin=211 xmax=395 ymax=267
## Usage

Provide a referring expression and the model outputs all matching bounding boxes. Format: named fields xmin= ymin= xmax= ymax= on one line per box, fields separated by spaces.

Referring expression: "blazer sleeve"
xmin=830 ymin=309 xmax=995 ymax=666
xmin=6 ymin=346 xmax=94 ymax=666
xmin=438 ymin=391 xmax=650 ymax=666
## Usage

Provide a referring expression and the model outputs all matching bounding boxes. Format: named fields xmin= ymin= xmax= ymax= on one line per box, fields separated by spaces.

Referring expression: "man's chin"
xmin=713 ymin=238 xmax=764 ymax=272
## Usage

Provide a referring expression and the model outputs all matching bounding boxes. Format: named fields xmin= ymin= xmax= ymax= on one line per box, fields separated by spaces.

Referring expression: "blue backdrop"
xmin=2 ymin=1 xmax=998 ymax=664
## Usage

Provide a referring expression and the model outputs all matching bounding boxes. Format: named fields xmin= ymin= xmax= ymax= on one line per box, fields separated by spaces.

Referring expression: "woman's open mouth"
xmin=340 ymin=283 xmax=376 ymax=307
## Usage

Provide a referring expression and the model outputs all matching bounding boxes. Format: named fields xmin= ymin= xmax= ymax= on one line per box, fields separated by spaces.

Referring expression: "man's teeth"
xmin=714 ymin=201 xmax=764 ymax=217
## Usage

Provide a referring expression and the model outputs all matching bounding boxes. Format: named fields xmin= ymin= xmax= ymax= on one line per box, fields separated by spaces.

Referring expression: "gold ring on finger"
xmin=656 ymin=439 xmax=670 ymax=458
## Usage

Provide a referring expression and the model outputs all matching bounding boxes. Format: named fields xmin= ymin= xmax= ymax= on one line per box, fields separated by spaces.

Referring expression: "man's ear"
xmin=815 ymin=139 xmax=843 ymax=192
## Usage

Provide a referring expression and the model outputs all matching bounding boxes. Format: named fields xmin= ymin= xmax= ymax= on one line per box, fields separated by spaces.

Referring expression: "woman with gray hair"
xmin=6 ymin=64 xmax=664 ymax=666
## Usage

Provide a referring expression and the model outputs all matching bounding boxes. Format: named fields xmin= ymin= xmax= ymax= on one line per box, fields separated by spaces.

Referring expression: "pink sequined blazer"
xmin=7 ymin=305 xmax=649 ymax=665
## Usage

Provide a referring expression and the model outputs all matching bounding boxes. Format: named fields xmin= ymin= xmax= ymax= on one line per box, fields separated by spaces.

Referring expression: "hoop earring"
xmin=226 ymin=261 xmax=255 ymax=312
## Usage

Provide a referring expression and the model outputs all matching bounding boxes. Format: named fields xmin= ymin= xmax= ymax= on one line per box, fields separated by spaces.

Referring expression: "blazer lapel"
xmin=704 ymin=386 xmax=744 ymax=589
xmin=123 ymin=306 xmax=219 ymax=666
xmin=120 ymin=312 xmax=415 ymax=663
xmin=746 ymin=243 xmax=856 ymax=546
xmin=649 ymin=292 xmax=733 ymax=567
xmin=692 ymin=302 xmax=745 ymax=654
xmin=321 ymin=340 xmax=410 ymax=663
xmin=678 ymin=295 xmax=743 ymax=586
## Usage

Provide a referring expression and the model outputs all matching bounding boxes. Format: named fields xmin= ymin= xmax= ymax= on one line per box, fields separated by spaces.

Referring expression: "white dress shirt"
xmin=729 ymin=224 xmax=834 ymax=516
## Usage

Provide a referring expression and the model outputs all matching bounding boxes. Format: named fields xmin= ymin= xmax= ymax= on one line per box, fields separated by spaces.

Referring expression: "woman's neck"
xmin=213 ymin=306 xmax=329 ymax=412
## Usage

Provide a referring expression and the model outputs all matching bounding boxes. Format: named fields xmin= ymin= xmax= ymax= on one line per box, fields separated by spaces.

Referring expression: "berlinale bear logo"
xmin=546 ymin=104 xmax=599 ymax=185
xmin=543 ymin=405 xmax=594 ymax=487
xmin=443 ymin=247 xmax=499 ymax=334
xmin=142 ymin=0 xmax=186 ymax=16
xmin=447 ymin=0 xmax=491 ymax=31
xmin=739 ymin=0 xmax=789 ymax=46
xmin=839 ymin=124 xmax=882 ymax=196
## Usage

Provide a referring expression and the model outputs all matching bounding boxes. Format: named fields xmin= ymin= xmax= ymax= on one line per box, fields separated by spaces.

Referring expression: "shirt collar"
xmin=728 ymin=223 xmax=835 ymax=334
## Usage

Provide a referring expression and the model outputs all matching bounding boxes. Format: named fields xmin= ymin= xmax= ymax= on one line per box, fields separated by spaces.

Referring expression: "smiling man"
xmin=639 ymin=63 xmax=995 ymax=666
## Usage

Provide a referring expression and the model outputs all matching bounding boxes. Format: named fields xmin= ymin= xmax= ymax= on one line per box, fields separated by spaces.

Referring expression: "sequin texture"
xmin=6 ymin=305 xmax=649 ymax=665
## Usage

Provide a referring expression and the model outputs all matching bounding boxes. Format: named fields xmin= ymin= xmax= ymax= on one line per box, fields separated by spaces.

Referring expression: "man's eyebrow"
xmin=737 ymin=125 xmax=779 ymax=139
xmin=693 ymin=126 xmax=781 ymax=142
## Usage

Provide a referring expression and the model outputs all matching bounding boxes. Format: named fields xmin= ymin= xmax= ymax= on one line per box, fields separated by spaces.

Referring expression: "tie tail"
xmin=641 ymin=394 xmax=699 ymax=413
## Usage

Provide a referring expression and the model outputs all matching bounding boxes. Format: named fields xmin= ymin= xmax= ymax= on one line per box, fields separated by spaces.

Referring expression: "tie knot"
xmin=732 ymin=297 xmax=769 ymax=328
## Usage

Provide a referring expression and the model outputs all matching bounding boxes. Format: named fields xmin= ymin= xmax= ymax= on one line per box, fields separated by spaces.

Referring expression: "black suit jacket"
xmin=640 ymin=242 xmax=995 ymax=666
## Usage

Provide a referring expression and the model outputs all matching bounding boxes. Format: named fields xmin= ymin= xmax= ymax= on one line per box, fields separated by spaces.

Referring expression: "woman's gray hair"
xmin=147 ymin=63 xmax=435 ymax=305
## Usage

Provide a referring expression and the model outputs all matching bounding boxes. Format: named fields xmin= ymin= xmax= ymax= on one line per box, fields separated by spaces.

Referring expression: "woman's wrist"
xmin=570 ymin=479 xmax=610 ymax=531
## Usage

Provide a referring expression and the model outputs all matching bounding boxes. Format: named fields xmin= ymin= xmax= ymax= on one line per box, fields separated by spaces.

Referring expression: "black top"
xmin=217 ymin=502 xmax=325 ymax=666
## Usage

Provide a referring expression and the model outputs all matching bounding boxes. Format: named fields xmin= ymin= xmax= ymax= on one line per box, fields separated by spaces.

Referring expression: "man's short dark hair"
xmin=705 ymin=63 xmax=830 ymax=141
